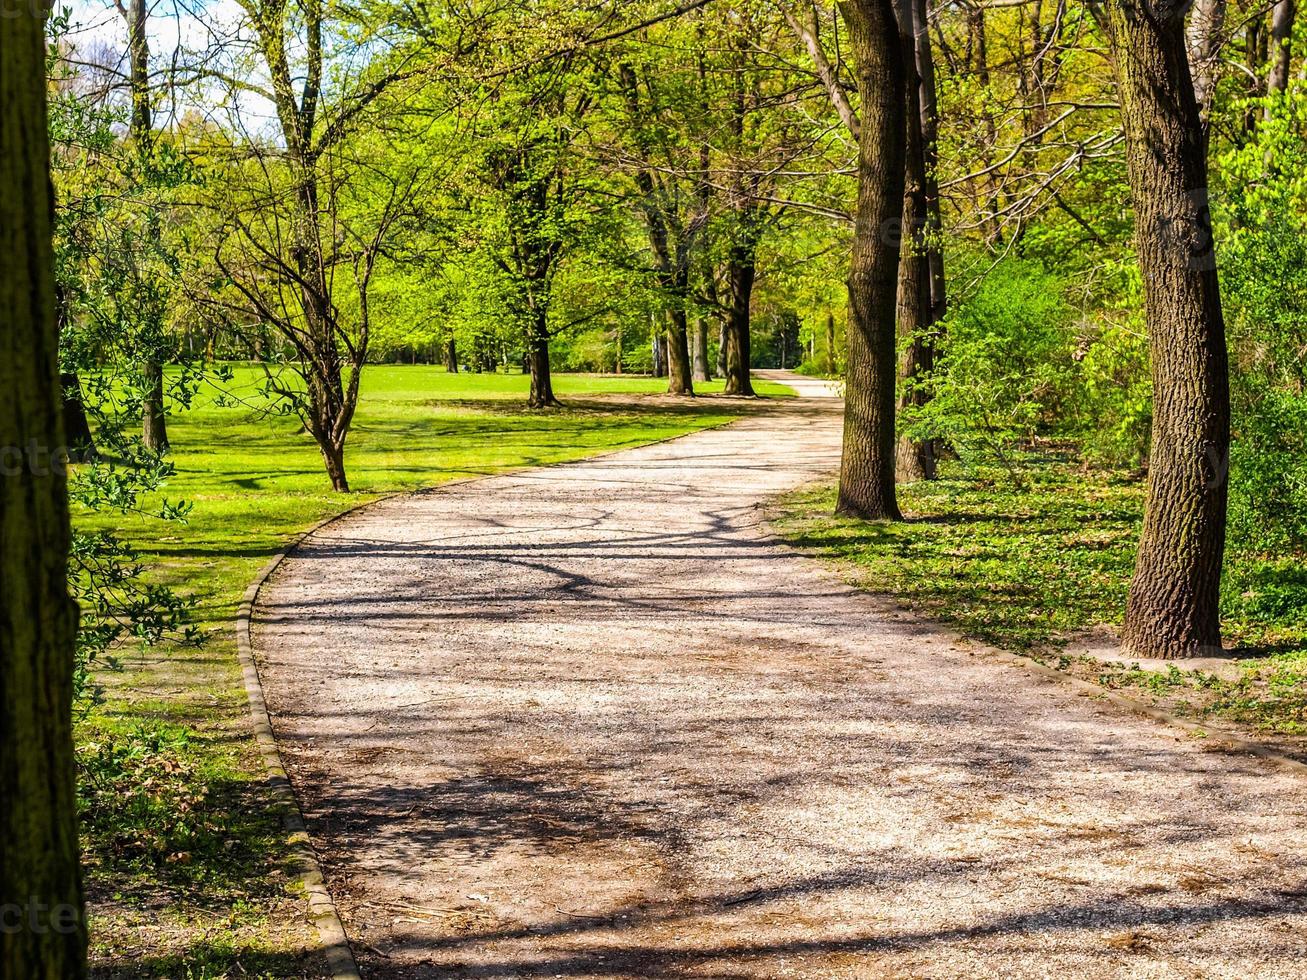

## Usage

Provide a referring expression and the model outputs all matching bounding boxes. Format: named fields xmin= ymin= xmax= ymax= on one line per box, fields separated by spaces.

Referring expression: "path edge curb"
xmin=236 ymin=494 xmax=386 ymax=980
xmin=234 ymin=390 xmax=790 ymax=978
xmin=766 ymin=492 xmax=1307 ymax=779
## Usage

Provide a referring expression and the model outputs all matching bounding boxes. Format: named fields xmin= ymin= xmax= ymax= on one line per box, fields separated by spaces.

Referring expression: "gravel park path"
xmin=255 ymin=371 xmax=1307 ymax=978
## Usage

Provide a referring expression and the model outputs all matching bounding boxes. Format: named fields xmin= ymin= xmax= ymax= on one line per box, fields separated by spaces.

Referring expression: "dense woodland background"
xmin=50 ymin=0 xmax=1307 ymax=505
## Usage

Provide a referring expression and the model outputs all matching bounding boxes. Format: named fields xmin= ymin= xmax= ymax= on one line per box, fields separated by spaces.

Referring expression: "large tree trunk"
xmin=1 ymin=5 xmax=88 ymax=974
xmin=692 ymin=319 xmax=712 ymax=382
xmin=527 ymin=315 xmax=560 ymax=408
xmin=442 ymin=337 xmax=459 ymax=373
xmin=722 ymin=243 xmax=756 ymax=396
xmin=1106 ymin=0 xmax=1231 ymax=659
xmin=666 ymin=309 xmax=695 ymax=395
xmin=836 ymin=0 xmax=906 ymax=520
xmin=895 ymin=0 xmax=936 ymax=482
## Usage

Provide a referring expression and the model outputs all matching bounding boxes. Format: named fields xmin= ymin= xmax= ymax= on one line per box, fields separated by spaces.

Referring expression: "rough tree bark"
xmin=1 ymin=2 xmax=88 ymax=973
xmin=1106 ymin=0 xmax=1231 ymax=659
xmin=836 ymin=0 xmax=907 ymax=519
xmin=442 ymin=337 xmax=459 ymax=373
xmin=895 ymin=0 xmax=936 ymax=482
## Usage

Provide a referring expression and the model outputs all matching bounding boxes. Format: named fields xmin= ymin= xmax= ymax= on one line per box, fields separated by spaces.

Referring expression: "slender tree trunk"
xmin=141 ymin=361 xmax=169 ymax=453
xmin=1106 ymin=0 xmax=1231 ymax=659
xmin=967 ymin=4 xmax=1003 ymax=246
xmin=837 ymin=0 xmax=906 ymax=520
xmin=1186 ymin=0 xmax=1226 ymax=128
xmin=692 ymin=319 xmax=712 ymax=382
xmin=1244 ymin=16 xmax=1267 ymax=132
xmin=666 ymin=308 xmax=695 ymax=395
xmin=55 ymin=286 xmax=95 ymax=458
xmin=651 ymin=332 xmax=666 ymax=377
xmin=826 ymin=312 xmax=838 ymax=375
xmin=443 ymin=337 xmax=459 ymax=373
xmin=1 ymin=4 xmax=87 ymax=973
xmin=717 ymin=321 xmax=729 ymax=377
xmin=1266 ymin=0 xmax=1296 ymax=101
xmin=914 ymin=0 xmax=947 ymax=325
xmin=896 ymin=0 xmax=936 ymax=482
xmin=527 ymin=315 xmax=560 ymax=408
xmin=124 ymin=0 xmax=168 ymax=454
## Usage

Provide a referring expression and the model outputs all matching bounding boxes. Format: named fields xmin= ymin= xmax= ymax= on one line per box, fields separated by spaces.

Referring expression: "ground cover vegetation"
xmin=3 ymin=0 xmax=1306 ymax=974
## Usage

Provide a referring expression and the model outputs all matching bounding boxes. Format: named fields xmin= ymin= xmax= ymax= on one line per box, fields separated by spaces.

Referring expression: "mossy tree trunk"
xmin=1106 ymin=0 xmax=1231 ymax=659
xmin=1 ymin=2 xmax=88 ymax=973
xmin=836 ymin=0 xmax=907 ymax=520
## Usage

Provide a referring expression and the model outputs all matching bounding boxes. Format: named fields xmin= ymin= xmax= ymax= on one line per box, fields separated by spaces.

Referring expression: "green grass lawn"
xmin=80 ymin=365 xmax=790 ymax=978
xmin=774 ymin=455 xmax=1307 ymax=740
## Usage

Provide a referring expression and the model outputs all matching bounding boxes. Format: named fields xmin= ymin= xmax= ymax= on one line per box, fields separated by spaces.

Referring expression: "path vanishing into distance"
xmin=255 ymin=371 xmax=1307 ymax=978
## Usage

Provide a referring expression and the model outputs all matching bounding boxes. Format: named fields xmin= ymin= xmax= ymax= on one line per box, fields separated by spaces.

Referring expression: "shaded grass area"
xmin=774 ymin=454 xmax=1307 ymax=738
xmin=81 ymin=365 xmax=780 ymax=978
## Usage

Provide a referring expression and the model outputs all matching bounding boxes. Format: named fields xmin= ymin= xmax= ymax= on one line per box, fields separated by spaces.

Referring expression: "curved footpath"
xmin=255 ymin=371 xmax=1307 ymax=978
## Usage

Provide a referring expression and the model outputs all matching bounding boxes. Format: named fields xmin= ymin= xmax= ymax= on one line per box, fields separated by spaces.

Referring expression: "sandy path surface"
xmin=256 ymin=372 xmax=1307 ymax=978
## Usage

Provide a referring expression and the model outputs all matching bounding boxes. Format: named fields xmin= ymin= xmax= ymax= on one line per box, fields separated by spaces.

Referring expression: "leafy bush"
xmin=1075 ymin=317 xmax=1152 ymax=467
xmin=906 ymin=256 xmax=1077 ymax=473
xmin=1218 ymin=116 xmax=1307 ymax=552
xmin=1227 ymin=381 xmax=1307 ymax=551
